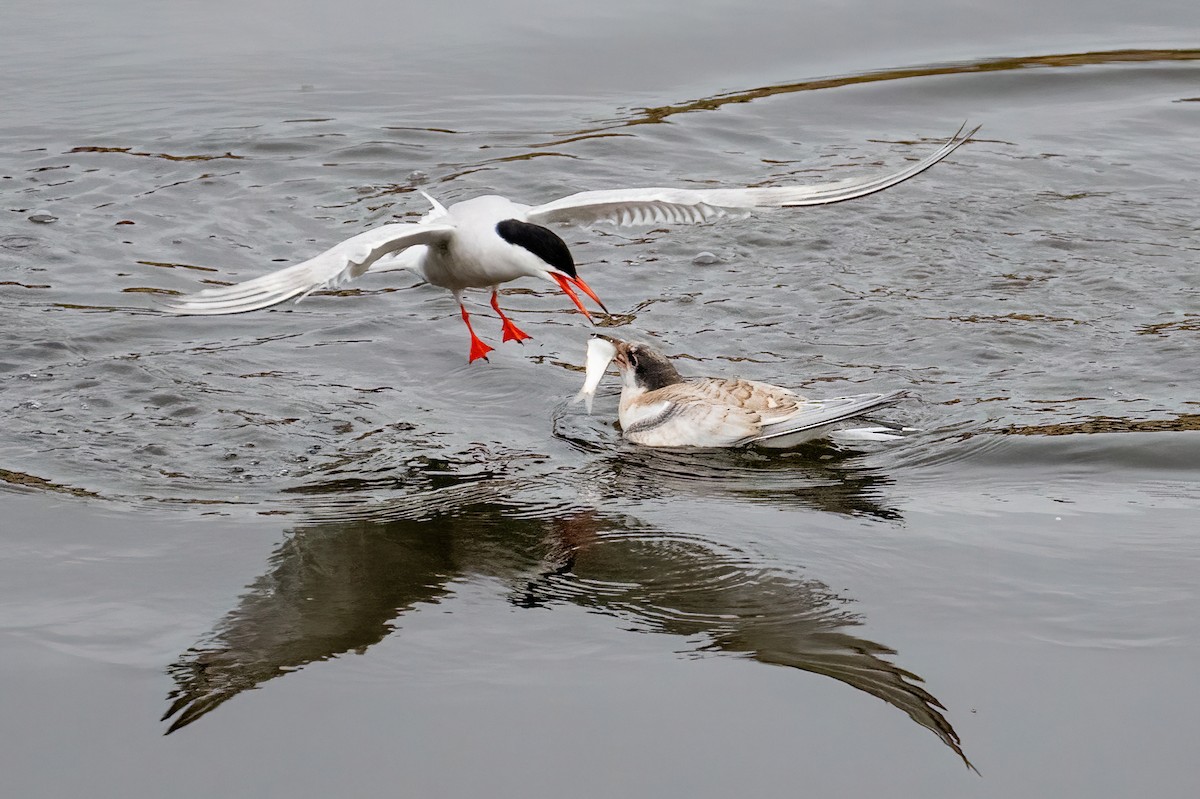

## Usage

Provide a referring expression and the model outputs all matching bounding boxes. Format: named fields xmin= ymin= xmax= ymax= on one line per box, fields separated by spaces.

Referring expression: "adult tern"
xmin=575 ymin=336 xmax=908 ymax=448
xmin=166 ymin=124 xmax=979 ymax=362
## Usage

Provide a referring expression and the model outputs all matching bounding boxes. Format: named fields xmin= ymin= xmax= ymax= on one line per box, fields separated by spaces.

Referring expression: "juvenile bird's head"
xmin=496 ymin=219 xmax=607 ymax=318
xmin=598 ymin=336 xmax=683 ymax=392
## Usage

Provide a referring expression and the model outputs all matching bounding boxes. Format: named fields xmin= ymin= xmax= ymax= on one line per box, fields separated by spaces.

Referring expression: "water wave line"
xmin=620 ymin=48 xmax=1200 ymax=127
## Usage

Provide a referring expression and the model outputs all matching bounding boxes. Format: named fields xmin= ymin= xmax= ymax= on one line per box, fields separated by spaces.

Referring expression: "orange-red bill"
xmin=569 ymin=275 xmax=608 ymax=314
xmin=550 ymin=273 xmax=592 ymax=320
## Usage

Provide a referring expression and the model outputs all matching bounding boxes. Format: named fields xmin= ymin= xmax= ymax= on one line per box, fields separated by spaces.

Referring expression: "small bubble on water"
xmin=692 ymin=251 xmax=721 ymax=265
xmin=408 ymin=170 xmax=429 ymax=185
xmin=19 ymin=400 xmax=42 ymax=410
xmin=28 ymin=210 xmax=58 ymax=224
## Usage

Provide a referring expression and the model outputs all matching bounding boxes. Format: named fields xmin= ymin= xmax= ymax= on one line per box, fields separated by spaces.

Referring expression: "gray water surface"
xmin=2 ymin=1 xmax=1199 ymax=797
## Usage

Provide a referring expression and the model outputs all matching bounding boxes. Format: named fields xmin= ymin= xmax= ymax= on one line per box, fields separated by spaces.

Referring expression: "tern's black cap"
xmin=496 ymin=219 xmax=576 ymax=277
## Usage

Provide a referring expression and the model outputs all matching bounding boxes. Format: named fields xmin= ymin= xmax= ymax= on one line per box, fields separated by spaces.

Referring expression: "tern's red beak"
xmin=550 ymin=273 xmax=609 ymax=319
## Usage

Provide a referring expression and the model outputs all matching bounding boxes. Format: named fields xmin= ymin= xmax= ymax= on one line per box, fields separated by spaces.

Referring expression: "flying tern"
xmin=575 ymin=336 xmax=908 ymax=448
xmin=166 ymin=124 xmax=979 ymax=362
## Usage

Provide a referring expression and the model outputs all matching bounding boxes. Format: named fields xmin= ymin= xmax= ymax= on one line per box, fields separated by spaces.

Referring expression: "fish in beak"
xmin=573 ymin=335 xmax=621 ymax=413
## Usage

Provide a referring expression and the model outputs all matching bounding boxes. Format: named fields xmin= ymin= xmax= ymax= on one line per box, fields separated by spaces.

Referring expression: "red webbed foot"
xmin=468 ymin=335 xmax=495 ymax=363
xmin=500 ymin=319 xmax=532 ymax=343
xmin=490 ymin=289 xmax=533 ymax=344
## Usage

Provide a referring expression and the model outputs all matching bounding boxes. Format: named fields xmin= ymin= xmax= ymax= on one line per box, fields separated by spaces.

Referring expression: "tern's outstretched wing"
xmin=164 ymin=223 xmax=455 ymax=315
xmin=525 ymin=124 xmax=978 ymax=228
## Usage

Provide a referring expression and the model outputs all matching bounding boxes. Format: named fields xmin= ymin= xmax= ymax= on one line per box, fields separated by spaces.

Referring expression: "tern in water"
xmin=166 ymin=124 xmax=979 ymax=362
xmin=575 ymin=336 xmax=908 ymax=448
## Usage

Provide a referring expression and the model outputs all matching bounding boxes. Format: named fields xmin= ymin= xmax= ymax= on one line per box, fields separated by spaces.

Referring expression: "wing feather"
xmin=164 ymin=223 xmax=454 ymax=315
xmin=684 ymin=377 xmax=804 ymax=420
xmin=751 ymin=391 xmax=909 ymax=444
xmin=525 ymin=124 xmax=978 ymax=228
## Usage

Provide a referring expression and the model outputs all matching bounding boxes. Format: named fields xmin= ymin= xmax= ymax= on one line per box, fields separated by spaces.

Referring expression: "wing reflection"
xmin=163 ymin=517 xmax=462 ymax=732
xmin=521 ymin=524 xmax=973 ymax=770
xmin=163 ymin=503 xmax=971 ymax=769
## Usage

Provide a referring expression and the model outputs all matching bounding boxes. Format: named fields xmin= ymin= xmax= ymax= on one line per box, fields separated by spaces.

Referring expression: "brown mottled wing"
xmin=683 ymin=378 xmax=806 ymax=423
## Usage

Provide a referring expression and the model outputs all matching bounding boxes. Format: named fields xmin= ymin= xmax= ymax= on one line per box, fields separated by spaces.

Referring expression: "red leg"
xmin=459 ymin=302 xmax=494 ymax=363
xmin=491 ymin=290 xmax=532 ymax=343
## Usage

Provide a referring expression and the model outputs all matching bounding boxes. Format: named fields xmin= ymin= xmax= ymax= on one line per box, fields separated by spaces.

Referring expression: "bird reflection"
xmin=163 ymin=502 xmax=971 ymax=770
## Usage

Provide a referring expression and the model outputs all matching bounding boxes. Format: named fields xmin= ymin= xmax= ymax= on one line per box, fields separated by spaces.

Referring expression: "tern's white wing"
xmin=165 ymin=223 xmax=455 ymax=315
xmin=525 ymin=124 xmax=978 ymax=228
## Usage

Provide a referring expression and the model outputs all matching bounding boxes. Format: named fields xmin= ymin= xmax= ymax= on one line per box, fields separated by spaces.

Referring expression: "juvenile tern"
xmin=166 ymin=124 xmax=979 ymax=362
xmin=576 ymin=336 xmax=908 ymax=448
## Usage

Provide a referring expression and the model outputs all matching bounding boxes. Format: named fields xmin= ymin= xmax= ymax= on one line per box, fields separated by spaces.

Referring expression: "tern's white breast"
xmin=422 ymin=195 xmax=542 ymax=291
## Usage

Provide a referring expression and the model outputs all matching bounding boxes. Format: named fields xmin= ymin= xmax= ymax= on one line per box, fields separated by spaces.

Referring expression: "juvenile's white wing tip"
xmin=831 ymin=426 xmax=905 ymax=442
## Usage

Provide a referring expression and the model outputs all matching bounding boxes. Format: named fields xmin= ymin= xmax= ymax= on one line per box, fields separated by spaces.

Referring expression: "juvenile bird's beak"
xmin=549 ymin=273 xmax=609 ymax=319
xmin=599 ymin=336 xmax=631 ymax=368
